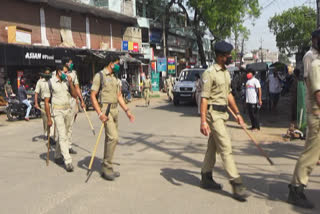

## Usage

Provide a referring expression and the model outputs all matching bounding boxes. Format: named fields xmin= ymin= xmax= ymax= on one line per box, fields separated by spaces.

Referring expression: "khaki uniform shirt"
xmin=4 ymin=83 xmax=13 ymax=95
xmin=43 ymin=75 xmax=72 ymax=107
xmin=143 ymin=79 xmax=152 ymax=89
xmin=35 ymin=78 xmax=49 ymax=101
xmin=306 ymin=57 xmax=320 ymax=114
xmin=201 ymin=64 xmax=231 ymax=106
xmin=91 ymin=69 xmax=120 ymax=104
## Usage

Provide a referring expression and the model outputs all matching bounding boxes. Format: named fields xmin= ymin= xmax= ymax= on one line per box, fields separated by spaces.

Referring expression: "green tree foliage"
xmin=268 ymin=6 xmax=316 ymax=55
xmin=278 ymin=53 xmax=291 ymax=65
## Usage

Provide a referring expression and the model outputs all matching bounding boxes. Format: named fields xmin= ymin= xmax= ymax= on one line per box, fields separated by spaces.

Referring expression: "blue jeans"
xmin=22 ymin=99 xmax=31 ymax=118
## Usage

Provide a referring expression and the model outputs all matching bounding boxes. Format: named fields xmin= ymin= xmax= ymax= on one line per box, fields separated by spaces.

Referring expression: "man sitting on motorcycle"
xmin=18 ymin=78 xmax=32 ymax=121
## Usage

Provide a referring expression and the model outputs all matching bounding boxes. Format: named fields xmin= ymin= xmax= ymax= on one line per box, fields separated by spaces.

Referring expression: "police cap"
xmin=312 ymin=29 xmax=320 ymax=38
xmin=214 ymin=41 xmax=233 ymax=54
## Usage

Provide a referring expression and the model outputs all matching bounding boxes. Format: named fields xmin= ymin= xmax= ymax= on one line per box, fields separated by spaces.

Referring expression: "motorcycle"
xmin=82 ymin=85 xmax=92 ymax=110
xmin=6 ymin=95 xmax=41 ymax=121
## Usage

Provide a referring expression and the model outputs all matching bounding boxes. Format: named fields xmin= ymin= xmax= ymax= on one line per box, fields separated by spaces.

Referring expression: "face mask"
xmin=247 ymin=73 xmax=253 ymax=79
xmin=43 ymin=73 xmax=52 ymax=80
xmin=112 ymin=64 xmax=120 ymax=77
xmin=60 ymin=72 xmax=67 ymax=81
xmin=225 ymin=56 xmax=233 ymax=65
xmin=7 ymin=81 xmax=10 ymax=84
xmin=69 ymin=63 xmax=74 ymax=71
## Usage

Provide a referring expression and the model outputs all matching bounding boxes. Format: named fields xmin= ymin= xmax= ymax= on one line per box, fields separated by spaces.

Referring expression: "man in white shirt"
xmin=245 ymin=70 xmax=262 ymax=131
xmin=268 ymin=69 xmax=282 ymax=111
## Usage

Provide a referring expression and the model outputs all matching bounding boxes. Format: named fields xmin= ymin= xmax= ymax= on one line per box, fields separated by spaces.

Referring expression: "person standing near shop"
xmin=45 ymin=65 xmax=77 ymax=172
xmin=91 ymin=56 xmax=135 ymax=181
xmin=200 ymin=41 xmax=250 ymax=202
xmin=4 ymin=79 xmax=14 ymax=98
xmin=143 ymin=75 xmax=152 ymax=106
xmin=64 ymin=60 xmax=86 ymax=154
xmin=287 ymin=29 xmax=320 ymax=209
xmin=245 ymin=69 xmax=262 ymax=131
xmin=165 ymin=75 xmax=173 ymax=101
xmin=195 ymin=73 xmax=201 ymax=115
xmin=18 ymin=78 xmax=32 ymax=121
xmin=268 ymin=68 xmax=282 ymax=111
xmin=35 ymin=68 xmax=55 ymax=140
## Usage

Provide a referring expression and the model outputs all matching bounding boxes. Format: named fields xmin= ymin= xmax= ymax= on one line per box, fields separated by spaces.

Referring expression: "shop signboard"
xmin=167 ymin=57 xmax=176 ymax=75
xmin=133 ymin=43 xmax=139 ymax=52
xmin=151 ymin=71 xmax=160 ymax=92
xmin=129 ymin=42 xmax=133 ymax=51
xmin=157 ymin=57 xmax=167 ymax=72
xmin=149 ymin=30 xmax=162 ymax=44
xmin=122 ymin=40 xmax=128 ymax=51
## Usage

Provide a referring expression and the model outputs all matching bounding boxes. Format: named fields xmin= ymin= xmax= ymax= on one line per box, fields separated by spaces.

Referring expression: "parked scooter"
xmin=6 ymin=95 xmax=41 ymax=121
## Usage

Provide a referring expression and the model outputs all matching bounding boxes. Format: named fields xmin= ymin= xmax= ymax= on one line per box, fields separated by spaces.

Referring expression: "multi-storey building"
xmin=0 ymin=0 xmax=140 ymax=92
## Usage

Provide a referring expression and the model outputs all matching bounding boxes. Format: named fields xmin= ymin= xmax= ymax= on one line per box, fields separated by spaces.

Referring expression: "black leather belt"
xmin=208 ymin=104 xmax=227 ymax=112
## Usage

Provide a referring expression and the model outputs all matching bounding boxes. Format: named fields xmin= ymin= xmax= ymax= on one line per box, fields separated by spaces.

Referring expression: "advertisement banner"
xmin=157 ymin=57 xmax=167 ymax=72
xmin=129 ymin=42 xmax=133 ymax=51
xmin=167 ymin=57 xmax=176 ymax=75
xmin=151 ymin=72 xmax=160 ymax=92
xmin=122 ymin=41 xmax=128 ymax=51
xmin=151 ymin=61 xmax=157 ymax=72
xmin=133 ymin=43 xmax=139 ymax=52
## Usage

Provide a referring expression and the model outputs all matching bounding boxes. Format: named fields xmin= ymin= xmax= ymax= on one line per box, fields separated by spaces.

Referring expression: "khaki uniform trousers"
xmin=53 ymin=108 xmax=73 ymax=164
xmin=144 ymin=88 xmax=150 ymax=105
xmin=292 ymin=114 xmax=320 ymax=186
xmin=202 ymin=110 xmax=240 ymax=180
xmin=167 ymin=87 xmax=173 ymax=101
xmin=68 ymin=98 xmax=79 ymax=149
xmin=40 ymin=102 xmax=55 ymax=138
xmin=101 ymin=104 xmax=119 ymax=172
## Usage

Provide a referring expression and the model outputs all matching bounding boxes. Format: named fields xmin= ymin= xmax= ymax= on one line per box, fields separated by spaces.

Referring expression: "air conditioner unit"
xmin=94 ymin=0 xmax=109 ymax=8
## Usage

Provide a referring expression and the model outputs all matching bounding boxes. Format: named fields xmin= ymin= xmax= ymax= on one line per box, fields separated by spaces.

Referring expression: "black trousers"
xmin=247 ymin=103 xmax=260 ymax=129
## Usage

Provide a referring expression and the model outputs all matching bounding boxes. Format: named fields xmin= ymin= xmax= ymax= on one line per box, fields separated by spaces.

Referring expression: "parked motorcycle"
xmin=6 ymin=95 xmax=41 ymax=121
xmin=82 ymin=86 xmax=92 ymax=110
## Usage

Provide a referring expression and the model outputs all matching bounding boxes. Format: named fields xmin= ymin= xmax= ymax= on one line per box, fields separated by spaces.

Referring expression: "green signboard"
xmin=151 ymin=72 xmax=160 ymax=92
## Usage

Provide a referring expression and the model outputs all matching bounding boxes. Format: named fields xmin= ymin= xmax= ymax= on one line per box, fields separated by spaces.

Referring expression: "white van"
xmin=172 ymin=68 xmax=205 ymax=105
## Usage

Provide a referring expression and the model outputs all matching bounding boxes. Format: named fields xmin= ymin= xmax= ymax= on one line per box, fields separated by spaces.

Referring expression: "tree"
xmin=181 ymin=0 xmax=260 ymax=65
xmin=268 ymin=6 xmax=316 ymax=57
xmin=278 ymin=53 xmax=291 ymax=65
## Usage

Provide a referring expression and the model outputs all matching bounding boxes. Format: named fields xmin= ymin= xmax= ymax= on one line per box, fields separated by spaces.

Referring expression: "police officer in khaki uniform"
xmin=91 ymin=56 xmax=135 ymax=181
xmin=64 ymin=60 xmax=86 ymax=154
xmin=143 ymin=75 xmax=152 ymax=106
xmin=287 ymin=30 xmax=320 ymax=209
xmin=200 ymin=41 xmax=250 ymax=202
xmin=44 ymin=65 xmax=78 ymax=172
xmin=34 ymin=68 xmax=55 ymax=140
xmin=165 ymin=75 xmax=173 ymax=101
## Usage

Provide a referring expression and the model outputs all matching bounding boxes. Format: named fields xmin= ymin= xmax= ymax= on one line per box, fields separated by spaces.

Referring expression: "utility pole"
xmin=240 ymin=38 xmax=244 ymax=67
xmin=162 ymin=16 xmax=167 ymax=58
xmin=260 ymin=38 xmax=263 ymax=63
xmin=317 ymin=0 xmax=320 ymax=28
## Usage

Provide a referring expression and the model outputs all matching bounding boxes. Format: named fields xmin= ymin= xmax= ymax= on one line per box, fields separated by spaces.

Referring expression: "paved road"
xmin=0 ymin=95 xmax=319 ymax=214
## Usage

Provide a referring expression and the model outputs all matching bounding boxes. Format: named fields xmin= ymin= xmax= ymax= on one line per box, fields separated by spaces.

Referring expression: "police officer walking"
xmin=64 ymin=60 xmax=86 ymax=154
xmin=143 ymin=75 xmax=152 ymax=106
xmin=44 ymin=65 xmax=78 ymax=172
xmin=200 ymin=41 xmax=250 ymax=201
xmin=287 ymin=29 xmax=320 ymax=209
xmin=34 ymin=68 xmax=55 ymax=141
xmin=91 ymin=56 xmax=135 ymax=181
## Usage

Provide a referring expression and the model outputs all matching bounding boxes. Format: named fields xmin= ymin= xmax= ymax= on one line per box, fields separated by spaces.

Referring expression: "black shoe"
xmin=230 ymin=177 xmax=251 ymax=202
xmin=288 ymin=184 xmax=314 ymax=209
xmin=113 ymin=171 xmax=120 ymax=178
xmin=200 ymin=172 xmax=222 ymax=190
xmin=101 ymin=172 xmax=115 ymax=181
xmin=54 ymin=157 xmax=64 ymax=165
xmin=50 ymin=137 xmax=56 ymax=146
xmin=69 ymin=148 xmax=77 ymax=154
xmin=65 ymin=163 xmax=74 ymax=172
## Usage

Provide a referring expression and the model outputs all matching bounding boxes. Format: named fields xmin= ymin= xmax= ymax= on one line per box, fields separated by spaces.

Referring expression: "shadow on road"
xmin=39 ymin=150 xmax=64 ymax=170
xmin=153 ymin=101 xmax=198 ymax=118
xmin=77 ymin=156 xmax=102 ymax=173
